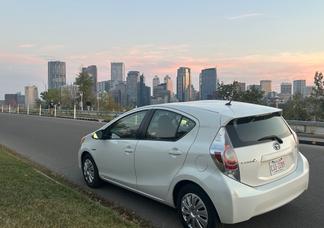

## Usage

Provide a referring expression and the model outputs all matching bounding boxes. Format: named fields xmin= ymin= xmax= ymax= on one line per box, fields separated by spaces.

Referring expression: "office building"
xmin=137 ymin=74 xmax=151 ymax=107
xmin=97 ymin=80 xmax=113 ymax=94
xmin=164 ymin=75 xmax=173 ymax=95
xmin=153 ymin=75 xmax=160 ymax=88
xmin=280 ymin=82 xmax=292 ymax=95
xmin=126 ymin=71 xmax=140 ymax=107
xmin=177 ymin=67 xmax=191 ymax=102
xmin=25 ymin=85 xmax=38 ymax=108
xmin=48 ymin=61 xmax=66 ymax=89
xmin=111 ymin=62 xmax=125 ymax=82
xmin=260 ymin=80 xmax=272 ymax=93
xmin=200 ymin=68 xmax=217 ymax=100
xmin=293 ymin=80 xmax=306 ymax=97
xmin=82 ymin=65 xmax=97 ymax=95
xmin=110 ymin=81 xmax=127 ymax=107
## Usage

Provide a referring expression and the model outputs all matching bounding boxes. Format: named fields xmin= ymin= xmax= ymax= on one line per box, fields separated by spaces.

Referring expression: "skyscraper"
xmin=260 ymin=80 xmax=272 ymax=93
xmin=164 ymin=75 xmax=173 ymax=94
xmin=153 ymin=75 xmax=160 ymax=88
xmin=200 ymin=68 xmax=217 ymax=100
xmin=137 ymin=74 xmax=151 ymax=107
xmin=111 ymin=62 xmax=125 ymax=82
xmin=177 ymin=67 xmax=191 ymax=102
xmin=82 ymin=65 xmax=97 ymax=95
xmin=293 ymin=80 xmax=306 ymax=97
xmin=126 ymin=71 xmax=140 ymax=107
xmin=25 ymin=85 xmax=38 ymax=108
xmin=280 ymin=82 xmax=292 ymax=95
xmin=48 ymin=61 xmax=66 ymax=89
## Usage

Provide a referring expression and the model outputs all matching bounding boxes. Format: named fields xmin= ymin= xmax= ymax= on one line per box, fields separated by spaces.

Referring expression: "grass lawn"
xmin=0 ymin=146 xmax=141 ymax=228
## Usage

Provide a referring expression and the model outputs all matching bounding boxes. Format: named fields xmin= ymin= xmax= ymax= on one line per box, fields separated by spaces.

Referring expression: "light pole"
xmin=80 ymin=92 xmax=83 ymax=111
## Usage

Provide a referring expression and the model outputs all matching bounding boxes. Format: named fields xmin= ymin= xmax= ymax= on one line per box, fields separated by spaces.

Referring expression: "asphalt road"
xmin=0 ymin=113 xmax=323 ymax=228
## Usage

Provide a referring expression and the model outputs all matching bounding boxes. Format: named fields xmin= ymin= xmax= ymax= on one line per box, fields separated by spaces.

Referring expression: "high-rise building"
xmin=126 ymin=71 xmax=140 ymax=107
xmin=48 ymin=61 xmax=66 ymax=89
xmin=25 ymin=85 xmax=38 ymax=108
xmin=199 ymin=68 xmax=217 ymax=100
xmin=153 ymin=75 xmax=160 ymax=88
xmin=82 ymin=65 xmax=97 ymax=95
xmin=97 ymin=80 xmax=113 ymax=94
xmin=177 ymin=67 xmax=191 ymax=102
xmin=164 ymin=75 xmax=173 ymax=95
xmin=137 ymin=74 xmax=151 ymax=107
xmin=110 ymin=81 xmax=127 ymax=107
xmin=280 ymin=82 xmax=292 ymax=95
xmin=306 ymin=86 xmax=313 ymax=97
xmin=260 ymin=80 xmax=272 ymax=93
xmin=293 ymin=80 xmax=306 ymax=97
xmin=5 ymin=94 xmax=18 ymax=107
xmin=152 ymin=83 xmax=171 ymax=104
xmin=111 ymin=62 xmax=125 ymax=82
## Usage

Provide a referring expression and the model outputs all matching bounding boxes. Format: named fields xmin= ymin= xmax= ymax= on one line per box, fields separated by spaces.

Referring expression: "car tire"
xmin=82 ymin=154 xmax=102 ymax=188
xmin=176 ymin=184 xmax=222 ymax=228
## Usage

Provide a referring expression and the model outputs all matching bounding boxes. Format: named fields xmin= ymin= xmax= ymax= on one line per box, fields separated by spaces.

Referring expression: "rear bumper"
xmin=216 ymin=152 xmax=309 ymax=224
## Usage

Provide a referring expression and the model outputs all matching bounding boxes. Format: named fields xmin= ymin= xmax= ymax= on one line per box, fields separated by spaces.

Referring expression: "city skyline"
xmin=1 ymin=0 xmax=324 ymax=98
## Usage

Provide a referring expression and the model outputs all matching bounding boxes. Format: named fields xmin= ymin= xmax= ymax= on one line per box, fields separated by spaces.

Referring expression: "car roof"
xmin=146 ymin=100 xmax=281 ymax=123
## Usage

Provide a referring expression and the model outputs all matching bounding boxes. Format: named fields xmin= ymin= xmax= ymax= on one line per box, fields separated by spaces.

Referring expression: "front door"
xmin=94 ymin=110 xmax=148 ymax=186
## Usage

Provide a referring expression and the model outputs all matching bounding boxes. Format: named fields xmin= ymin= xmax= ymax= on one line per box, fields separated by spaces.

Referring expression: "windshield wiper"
xmin=257 ymin=135 xmax=283 ymax=144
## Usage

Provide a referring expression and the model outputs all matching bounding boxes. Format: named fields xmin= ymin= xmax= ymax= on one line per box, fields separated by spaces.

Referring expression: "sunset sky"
xmin=1 ymin=0 xmax=324 ymax=98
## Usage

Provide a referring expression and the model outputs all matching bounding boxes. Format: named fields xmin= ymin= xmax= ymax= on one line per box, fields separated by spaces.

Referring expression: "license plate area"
xmin=269 ymin=157 xmax=286 ymax=175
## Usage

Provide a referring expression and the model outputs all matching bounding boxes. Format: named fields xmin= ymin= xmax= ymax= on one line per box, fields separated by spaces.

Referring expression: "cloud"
xmin=226 ymin=13 xmax=264 ymax=20
xmin=18 ymin=44 xmax=36 ymax=48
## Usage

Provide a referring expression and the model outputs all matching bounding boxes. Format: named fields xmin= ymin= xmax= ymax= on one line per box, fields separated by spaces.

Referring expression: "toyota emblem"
xmin=273 ymin=142 xmax=281 ymax=150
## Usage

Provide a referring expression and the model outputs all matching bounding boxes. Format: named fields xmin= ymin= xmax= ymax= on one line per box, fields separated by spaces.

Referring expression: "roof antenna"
xmin=225 ymin=91 xmax=233 ymax=106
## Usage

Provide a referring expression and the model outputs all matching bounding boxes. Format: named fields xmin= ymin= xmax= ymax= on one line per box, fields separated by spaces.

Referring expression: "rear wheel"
xmin=82 ymin=154 xmax=102 ymax=188
xmin=176 ymin=184 xmax=221 ymax=228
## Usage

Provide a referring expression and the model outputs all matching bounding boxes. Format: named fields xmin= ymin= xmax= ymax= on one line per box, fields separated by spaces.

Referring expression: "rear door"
xmin=225 ymin=112 xmax=298 ymax=186
xmin=134 ymin=109 xmax=198 ymax=199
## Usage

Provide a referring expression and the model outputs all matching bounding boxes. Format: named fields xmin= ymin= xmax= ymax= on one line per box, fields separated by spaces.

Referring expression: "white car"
xmin=78 ymin=100 xmax=309 ymax=228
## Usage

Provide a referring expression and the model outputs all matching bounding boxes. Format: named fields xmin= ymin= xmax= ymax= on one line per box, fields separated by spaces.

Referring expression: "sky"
xmin=1 ymin=0 xmax=324 ymax=99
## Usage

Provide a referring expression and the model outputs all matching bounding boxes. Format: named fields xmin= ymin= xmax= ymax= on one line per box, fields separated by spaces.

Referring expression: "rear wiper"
xmin=257 ymin=135 xmax=283 ymax=144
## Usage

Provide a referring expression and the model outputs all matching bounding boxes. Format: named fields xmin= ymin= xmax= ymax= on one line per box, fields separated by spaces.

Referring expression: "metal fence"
xmin=0 ymin=104 xmax=120 ymax=122
xmin=1 ymin=104 xmax=324 ymax=138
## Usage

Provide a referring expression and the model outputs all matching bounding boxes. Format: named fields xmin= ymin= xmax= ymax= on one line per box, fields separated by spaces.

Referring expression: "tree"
xmin=99 ymin=92 xmax=123 ymax=112
xmin=40 ymin=89 xmax=60 ymax=107
xmin=282 ymin=94 xmax=311 ymax=121
xmin=240 ymin=86 xmax=265 ymax=105
xmin=75 ymin=71 xmax=95 ymax=109
xmin=310 ymin=72 xmax=324 ymax=121
xmin=216 ymin=81 xmax=241 ymax=101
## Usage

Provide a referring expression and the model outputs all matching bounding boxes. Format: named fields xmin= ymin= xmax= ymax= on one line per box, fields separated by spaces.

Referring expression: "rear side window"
xmin=146 ymin=110 xmax=195 ymax=141
xmin=226 ymin=113 xmax=291 ymax=148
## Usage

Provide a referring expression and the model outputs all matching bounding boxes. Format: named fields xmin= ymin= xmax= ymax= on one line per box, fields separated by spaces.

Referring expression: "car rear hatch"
xmin=225 ymin=112 xmax=298 ymax=187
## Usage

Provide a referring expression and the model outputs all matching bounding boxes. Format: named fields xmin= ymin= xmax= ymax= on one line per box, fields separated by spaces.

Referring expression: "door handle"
xmin=124 ymin=146 xmax=134 ymax=154
xmin=168 ymin=148 xmax=182 ymax=156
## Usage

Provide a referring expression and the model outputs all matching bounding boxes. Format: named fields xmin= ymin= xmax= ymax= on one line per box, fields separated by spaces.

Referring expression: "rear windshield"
xmin=226 ymin=112 xmax=291 ymax=148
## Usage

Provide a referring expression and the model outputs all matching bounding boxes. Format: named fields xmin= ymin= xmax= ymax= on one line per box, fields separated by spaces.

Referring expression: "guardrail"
xmin=287 ymin=120 xmax=324 ymax=139
xmin=0 ymin=105 xmax=121 ymax=122
xmin=1 ymin=105 xmax=324 ymax=139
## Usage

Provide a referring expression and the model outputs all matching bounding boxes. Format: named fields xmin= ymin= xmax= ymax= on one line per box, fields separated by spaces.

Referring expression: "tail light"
xmin=209 ymin=127 xmax=240 ymax=181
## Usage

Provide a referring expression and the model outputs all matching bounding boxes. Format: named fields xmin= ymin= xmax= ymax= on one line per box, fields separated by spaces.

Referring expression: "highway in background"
xmin=0 ymin=113 xmax=323 ymax=228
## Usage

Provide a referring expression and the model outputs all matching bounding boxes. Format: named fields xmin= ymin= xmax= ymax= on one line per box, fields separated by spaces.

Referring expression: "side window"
xmin=146 ymin=110 xmax=195 ymax=141
xmin=176 ymin=116 xmax=196 ymax=138
xmin=107 ymin=111 xmax=147 ymax=139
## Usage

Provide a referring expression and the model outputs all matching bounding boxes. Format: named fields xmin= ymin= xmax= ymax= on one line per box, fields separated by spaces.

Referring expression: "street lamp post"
xmin=80 ymin=92 xmax=83 ymax=111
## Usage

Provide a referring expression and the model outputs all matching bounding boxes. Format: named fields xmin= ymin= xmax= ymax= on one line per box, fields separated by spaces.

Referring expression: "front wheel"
xmin=176 ymin=184 xmax=222 ymax=228
xmin=82 ymin=154 xmax=102 ymax=188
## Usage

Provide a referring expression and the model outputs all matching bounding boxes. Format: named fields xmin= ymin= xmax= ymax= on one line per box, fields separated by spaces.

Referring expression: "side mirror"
xmin=92 ymin=130 xmax=103 ymax=140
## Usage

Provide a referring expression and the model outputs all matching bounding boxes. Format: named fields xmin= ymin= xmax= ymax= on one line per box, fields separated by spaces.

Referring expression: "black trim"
xmin=137 ymin=109 xmax=155 ymax=139
xmin=140 ymin=108 xmax=196 ymax=142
